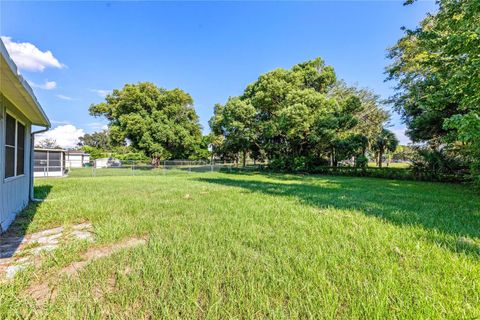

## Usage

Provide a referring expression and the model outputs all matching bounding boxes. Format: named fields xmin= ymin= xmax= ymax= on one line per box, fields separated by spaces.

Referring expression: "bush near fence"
xmin=223 ymin=165 xmax=472 ymax=184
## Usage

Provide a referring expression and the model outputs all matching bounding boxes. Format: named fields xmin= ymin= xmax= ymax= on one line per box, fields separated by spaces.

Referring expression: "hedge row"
xmin=221 ymin=165 xmax=471 ymax=184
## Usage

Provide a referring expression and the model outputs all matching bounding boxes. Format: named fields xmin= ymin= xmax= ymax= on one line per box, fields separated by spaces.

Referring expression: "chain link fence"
xmin=61 ymin=159 xmax=262 ymax=178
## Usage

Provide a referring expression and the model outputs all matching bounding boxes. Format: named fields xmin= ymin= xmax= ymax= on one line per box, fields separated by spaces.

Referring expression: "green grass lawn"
xmin=368 ymin=162 xmax=411 ymax=168
xmin=1 ymin=172 xmax=479 ymax=318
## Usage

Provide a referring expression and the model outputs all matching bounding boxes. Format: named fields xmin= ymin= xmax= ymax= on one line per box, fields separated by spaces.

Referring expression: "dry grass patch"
xmin=25 ymin=237 xmax=147 ymax=306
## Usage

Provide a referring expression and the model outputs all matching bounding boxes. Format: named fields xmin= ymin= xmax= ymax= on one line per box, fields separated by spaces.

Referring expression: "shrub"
xmin=223 ymin=164 xmax=469 ymax=184
xmin=355 ymin=155 xmax=368 ymax=168
xmin=114 ymin=152 xmax=149 ymax=161
xmin=410 ymin=147 xmax=470 ymax=182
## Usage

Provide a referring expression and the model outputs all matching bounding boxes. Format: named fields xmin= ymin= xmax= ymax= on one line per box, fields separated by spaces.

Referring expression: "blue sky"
xmin=1 ymin=1 xmax=437 ymax=147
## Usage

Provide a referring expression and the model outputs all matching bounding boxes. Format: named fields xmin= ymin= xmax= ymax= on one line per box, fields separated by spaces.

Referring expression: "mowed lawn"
xmin=1 ymin=171 xmax=479 ymax=319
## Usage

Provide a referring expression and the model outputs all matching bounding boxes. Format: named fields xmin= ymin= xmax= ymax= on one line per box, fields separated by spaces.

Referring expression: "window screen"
xmin=5 ymin=114 xmax=16 ymax=146
xmin=49 ymin=152 xmax=62 ymax=171
xmin=35 ymin=150 xmax=48 ymax=160
xmin=5 ymin=114 xmax=16 ymax=178
xmin=4 ymin=114 xmax=27 ymax=178
xmin=5 ymin=146 xmax=15 ymax=178
xmin=17 ymin=122 xmax=25 ymax=175
xmin=34 ymin=151 xmax=47 ymax=172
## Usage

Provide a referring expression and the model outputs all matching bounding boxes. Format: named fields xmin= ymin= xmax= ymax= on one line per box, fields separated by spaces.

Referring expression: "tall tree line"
xmin=84 ymin=0 xmax=477 ymax=182
xmin=209 ymin=58 xmax=393 ymax=170
xmin=387 ymin=0 xmax=479 ymax=182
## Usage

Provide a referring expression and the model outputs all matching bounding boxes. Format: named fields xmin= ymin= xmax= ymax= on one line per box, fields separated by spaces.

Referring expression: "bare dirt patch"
xmin=63 ymin=237 xmax=146 ymax=276
xmin=25 ymin=237 xmax=147 ymax=306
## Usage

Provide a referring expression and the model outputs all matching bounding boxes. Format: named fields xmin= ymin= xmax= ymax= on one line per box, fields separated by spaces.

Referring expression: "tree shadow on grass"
xmin=0 ymin=185 xmax=52 ymax=259
xmin=196 ymin=174 xmax=480 ymax=257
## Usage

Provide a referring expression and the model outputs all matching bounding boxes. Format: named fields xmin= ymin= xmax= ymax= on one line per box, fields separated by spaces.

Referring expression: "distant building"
xmin=94 ymin=157 xmax=121 ymax=168
xmin=34 ymin=148 xmax=66 ymax=177
xmin=65 ymin=150 xmax=90 ymax=168
xmin=1 ymin=38 xmax=50 ymax=231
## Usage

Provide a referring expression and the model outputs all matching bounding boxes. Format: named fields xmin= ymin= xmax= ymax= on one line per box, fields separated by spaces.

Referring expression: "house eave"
xmin=0 ymin=39 xmax=50 ymax=127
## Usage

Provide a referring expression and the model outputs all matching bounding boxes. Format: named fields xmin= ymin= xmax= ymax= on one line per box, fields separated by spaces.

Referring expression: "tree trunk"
xmin=378 ymin=150 xmax=383 ymax=168
xmin=332 ymin=148 xmax=337 ymax=167
xmin=242 ymin=150 xmax=246 ymax=167
xmin=152 ymin=156 xmax=161 ymax=167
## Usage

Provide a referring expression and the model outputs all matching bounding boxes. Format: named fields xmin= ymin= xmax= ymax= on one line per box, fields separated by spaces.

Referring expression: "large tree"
xmin=211 ymin=58 xmax=388 ymax=169
xmin=89 ymin=82 xmax=202 ymax=163
xmin=241 ymin=58 xmax=339 ymax=164
xmin=331 ymin=81 xmax=389 ymax=145
xmin=387 ymin=0 xmax=479 ymax=179
xmin=209 ymin=99 xmax=257 ymax=166
xmin=35 ymin=138 xmax=61 ymax=149
xmin=78 ymin=130 xmax=111 ymax=150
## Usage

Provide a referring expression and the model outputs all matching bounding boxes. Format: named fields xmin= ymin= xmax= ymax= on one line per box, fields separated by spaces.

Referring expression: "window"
xmin=5 ymin=114 xmax=15 ymax=178
xmin=4 ymin=113 xmax=26 ymax=179
xmin=48 ymin=151 xmax=62 ymax=172
xmin=17 ymin=122 xmax=25 ymax=175
xmin=34 ymin=151 xmax=48 ymax=173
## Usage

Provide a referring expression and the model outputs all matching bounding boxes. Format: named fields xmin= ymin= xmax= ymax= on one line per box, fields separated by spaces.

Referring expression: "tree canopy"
xmin=210 ymin=57 xmax=389 ymax=169
xmin=35 ymin=138 xmax=61 ymax=149
xmin=386 ymin=0 xmax=479 ymax=180
xmin=89 ymin=82 xmax=204 ymax=162
xmin=78 ymin=130 xmax=111 ymax=150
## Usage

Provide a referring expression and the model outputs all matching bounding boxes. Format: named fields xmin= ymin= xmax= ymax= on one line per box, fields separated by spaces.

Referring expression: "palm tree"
xmin=373 ymin=129 xmax=399 ymax=168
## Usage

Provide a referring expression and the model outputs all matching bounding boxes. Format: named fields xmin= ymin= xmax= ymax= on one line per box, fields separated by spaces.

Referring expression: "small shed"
xmin=34 ymin=148 xmax=66 ymax=177
xmin=94 ymin=157 xmax=121 ymax=168
xmin=65 ymin=150 xmax=90 ymax=168
xmin=94 ymin=157 xmax=109 ymax=168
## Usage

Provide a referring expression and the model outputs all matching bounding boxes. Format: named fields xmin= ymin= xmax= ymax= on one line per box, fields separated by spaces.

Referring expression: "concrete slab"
xmin=1 ymin=222 xmax=94 ymax=279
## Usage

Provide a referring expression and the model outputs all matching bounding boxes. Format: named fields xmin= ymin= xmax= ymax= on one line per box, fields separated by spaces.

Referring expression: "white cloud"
xmin=56 ymin=94 xmax=73 ymax=100
xmin=391 ymin=127 xmax=411 ymax=145
xmin=50 ymin=120 xmax=71 ymax=125
xmin=91 ymin=89 xmax=111 ymax=98
xmin=1 ymin=36 xmax=66 ymax=72
xmin=29 ymin=80 xmax=57 ymax=90
xmin=85 ymin=122 xmax=109 ymax=131
xmin=36 ymin=125 xmax=85 ymax=149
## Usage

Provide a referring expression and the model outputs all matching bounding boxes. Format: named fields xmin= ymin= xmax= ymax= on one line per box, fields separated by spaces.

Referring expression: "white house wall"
xmin=0 ymin=101 xmax=3 ymax=229
xmin=66 ymin=154 xmax=84 ymax=168
xmin=34 ymin=171 xmax=63 ymax=178
xmin=0 ymin=96 xmax=33 ymax=232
